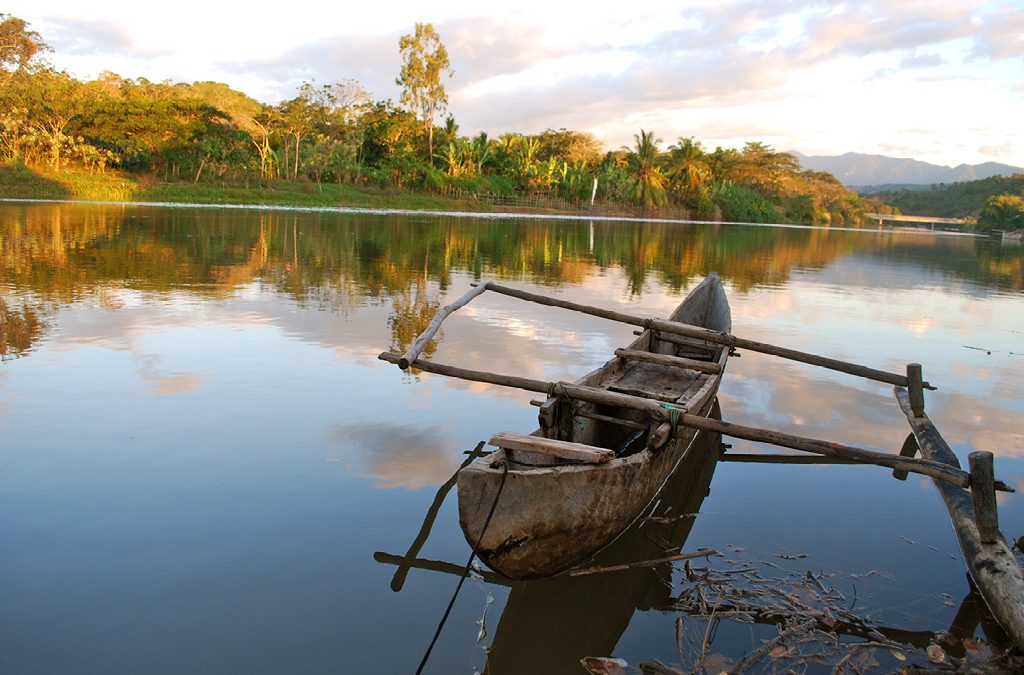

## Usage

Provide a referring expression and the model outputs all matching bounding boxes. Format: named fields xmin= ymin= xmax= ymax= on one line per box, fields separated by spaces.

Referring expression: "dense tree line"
xmin=0 ymin=14 xmax=873 ymax=224
xmin=873 ymin=174 xmax=1024 ymax=224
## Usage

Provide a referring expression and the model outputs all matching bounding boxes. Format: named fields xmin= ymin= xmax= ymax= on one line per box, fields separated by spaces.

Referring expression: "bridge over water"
xmin=864 ymin=213 xmax=975 ymax=228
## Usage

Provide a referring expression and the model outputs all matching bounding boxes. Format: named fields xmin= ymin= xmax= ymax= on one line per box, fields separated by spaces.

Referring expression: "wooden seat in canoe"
xmin=489 ymin=432 xmax=615 ymax=464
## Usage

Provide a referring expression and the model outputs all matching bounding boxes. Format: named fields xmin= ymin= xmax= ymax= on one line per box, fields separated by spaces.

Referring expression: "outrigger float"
xmin=378 ymin=273 xmax=1024 ymax=649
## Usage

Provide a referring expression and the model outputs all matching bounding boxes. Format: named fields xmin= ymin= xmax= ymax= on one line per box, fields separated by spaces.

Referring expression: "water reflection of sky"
xmin=1 ymin=203 xmax=1022 ymax=671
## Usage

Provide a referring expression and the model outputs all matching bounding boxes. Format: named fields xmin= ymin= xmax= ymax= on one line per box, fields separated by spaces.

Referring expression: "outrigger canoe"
xmin=379 ymin=273 xmax=731 ymax=579
xmin=457 ymin=274 xmax=730 ymax=578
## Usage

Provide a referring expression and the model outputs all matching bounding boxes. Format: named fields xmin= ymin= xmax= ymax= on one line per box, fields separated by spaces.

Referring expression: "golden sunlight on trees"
xmin=396 ymin=22 xmax=453 ymax=167
xmin=0 ymin=13 xmax=897 ymax=226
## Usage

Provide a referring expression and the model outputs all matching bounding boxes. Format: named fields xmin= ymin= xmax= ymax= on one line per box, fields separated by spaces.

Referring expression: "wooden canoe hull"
xmin=458 ymin=274 xmax=731 ymax=579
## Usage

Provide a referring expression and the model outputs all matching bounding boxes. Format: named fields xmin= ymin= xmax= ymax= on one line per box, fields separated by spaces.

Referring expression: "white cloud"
xmin=5 ymin=0 xmax=1023 ymax=166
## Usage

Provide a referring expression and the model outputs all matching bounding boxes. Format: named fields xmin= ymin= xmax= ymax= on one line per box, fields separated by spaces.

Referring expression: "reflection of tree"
xmin=2 ymin=204 xmax=1022 ymax=337
xmin=387 ymin=261 xmax=440 ymax=357
xmin=0 ymin=296 xmax=43 ymax=359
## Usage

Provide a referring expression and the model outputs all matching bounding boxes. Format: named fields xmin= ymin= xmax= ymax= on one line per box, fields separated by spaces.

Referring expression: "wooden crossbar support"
xmin=489 ymin=431 xmax=614 ymax=463
xmin=396 ymin=281 xmax=490 ymax=369
xmin=377 ymin=352 xmax=974 ymax=488
xmin=615 ymin=348 xmax=722 ymax=375
xmin=634 ymin=330 xmax=717 ymax=354
xmin=475 ymin=281 xmax=934 ymax=390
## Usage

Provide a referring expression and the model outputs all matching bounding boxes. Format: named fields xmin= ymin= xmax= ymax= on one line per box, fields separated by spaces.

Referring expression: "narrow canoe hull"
xmin=458 ymin=274 xmax=730 ymax=579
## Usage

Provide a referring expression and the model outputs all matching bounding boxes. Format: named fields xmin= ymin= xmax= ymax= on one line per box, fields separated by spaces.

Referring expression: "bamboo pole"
xmin=895 ymin=386 xmax=1024 ymax=649
xmin=475 ymin=281 xmax=934 ymax=390
xmin=396 ymin=281 xmax=490 ymax=370
xmin=377 ymin=352 xmax=971 ymax=487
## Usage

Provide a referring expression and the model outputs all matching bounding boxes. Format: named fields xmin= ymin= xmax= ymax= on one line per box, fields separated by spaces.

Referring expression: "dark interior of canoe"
xmin=496 ymin=277 xmax=732 ymax=467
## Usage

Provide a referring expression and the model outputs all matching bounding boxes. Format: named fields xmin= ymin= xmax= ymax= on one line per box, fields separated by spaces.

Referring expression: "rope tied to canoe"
xmin=662 ymin=403 xmax=681 ymax=435
xmin=415 ymin=459 xmax=509 ymax=675
xmin=643 ymin=318 xmax=655 ymax=331
xmin=546 ymin=382 xmax=586 ymax=431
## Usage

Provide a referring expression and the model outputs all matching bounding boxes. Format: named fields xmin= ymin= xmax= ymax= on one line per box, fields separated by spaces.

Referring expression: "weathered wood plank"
xmin=615 ymin=348 xmax=722 ymax=374
xmin=895 ymin=386 xmax=1024 ymax=650
xmin=489 ymin=431 xmax=614 ymax=463
xmin=395 ymin=281 xmax=489 ymax=369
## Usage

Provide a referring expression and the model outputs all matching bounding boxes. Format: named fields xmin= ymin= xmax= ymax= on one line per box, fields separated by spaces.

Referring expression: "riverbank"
xmin=0 ymin=163 xmax=693 ymax=220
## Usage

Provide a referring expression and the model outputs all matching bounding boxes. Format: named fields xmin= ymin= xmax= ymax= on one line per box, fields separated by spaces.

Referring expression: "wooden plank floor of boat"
xmin=607 ymin=361 xmax=705 ymax=402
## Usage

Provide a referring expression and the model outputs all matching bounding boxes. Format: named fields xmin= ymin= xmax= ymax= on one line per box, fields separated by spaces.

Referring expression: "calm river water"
xmin=1 ymin=201 xmax=1022 ymax=673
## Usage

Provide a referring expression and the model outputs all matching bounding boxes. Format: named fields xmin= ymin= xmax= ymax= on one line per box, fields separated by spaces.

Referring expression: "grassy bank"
xmin=0 ymin=163 xmax=704 ymax=220
xmin=0 ymin=163 xmax=528 ymax=213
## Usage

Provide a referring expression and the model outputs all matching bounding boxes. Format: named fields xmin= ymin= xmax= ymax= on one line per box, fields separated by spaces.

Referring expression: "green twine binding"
xmin=661 ymin=403 xmax=681 ymax=435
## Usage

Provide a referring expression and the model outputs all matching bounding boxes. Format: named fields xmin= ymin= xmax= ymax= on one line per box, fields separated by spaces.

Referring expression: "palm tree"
xmin=628 ymin=129 xmax=667 ymax=208
xmin=665 ymin=136 xmax=711 ymax=198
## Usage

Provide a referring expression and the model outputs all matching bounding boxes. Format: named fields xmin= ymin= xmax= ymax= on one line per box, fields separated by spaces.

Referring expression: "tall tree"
xmin=0 ymin=14 xmax=48 ymax=85
xmin=396 ymin=22 xmax=452 ymax=166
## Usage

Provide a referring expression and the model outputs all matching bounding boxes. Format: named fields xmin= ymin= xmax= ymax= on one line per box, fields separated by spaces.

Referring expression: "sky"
xmin=7 ymin=0 xmax=1024 ymax=168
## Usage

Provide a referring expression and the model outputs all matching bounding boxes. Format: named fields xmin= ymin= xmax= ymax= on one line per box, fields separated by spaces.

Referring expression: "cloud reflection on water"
xmin=326 ymin=421 xmax=458 ymax=490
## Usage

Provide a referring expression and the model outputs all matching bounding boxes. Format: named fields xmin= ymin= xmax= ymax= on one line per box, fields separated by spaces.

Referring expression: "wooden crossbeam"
xmin=490 ymin=431 xmax=614 ymax=463
xmin=615 ymin=348 xmax=722 ymax=375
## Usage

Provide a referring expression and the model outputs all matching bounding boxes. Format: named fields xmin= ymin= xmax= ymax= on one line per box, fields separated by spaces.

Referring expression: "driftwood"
xmin=895 ymin=386 xmax=1024 ymax=650
xmin=396 ymin=281 xmax=490 ymax=369
xmin=568 ymin=549 xmax=718 ymax=577
xmin=377 ymin=352 xmax=975 ymax=488
xmin=475 ymin=281 xmax=934 ymax=390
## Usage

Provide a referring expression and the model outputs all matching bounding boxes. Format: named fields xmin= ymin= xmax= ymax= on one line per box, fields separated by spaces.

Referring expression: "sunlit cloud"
xmin=5 ymin=0 xmax=1021 ymax=166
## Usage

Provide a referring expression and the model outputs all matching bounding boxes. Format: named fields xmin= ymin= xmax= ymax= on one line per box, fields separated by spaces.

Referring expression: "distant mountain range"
xmin=790 ymin=151 xmax=1024 ymax=190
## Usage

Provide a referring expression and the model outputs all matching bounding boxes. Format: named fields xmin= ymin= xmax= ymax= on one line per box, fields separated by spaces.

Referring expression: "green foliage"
xmin=710 ymin=182 xmax=780 ymax=223
xmin=976 ymin=194 xmax=1024 ymax=231
xmin=874 ymin=174 xmax=1024 ymax=218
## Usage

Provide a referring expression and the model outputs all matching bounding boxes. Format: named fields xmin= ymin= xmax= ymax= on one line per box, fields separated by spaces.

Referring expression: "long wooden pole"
xmin=377 ymin=352 xmax=971 ymax=487
xmin=475 ymin=281 xmax=934 ymax=390
xmin=397 ymin=281 xmax=490 ymax=369
xmin=895 ymin=386 xmax=1024 ymax=650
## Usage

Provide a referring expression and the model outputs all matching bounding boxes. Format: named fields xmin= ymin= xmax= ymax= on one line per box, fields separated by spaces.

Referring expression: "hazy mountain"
xmin=791 ymin=151 xmax=1024 ymax=189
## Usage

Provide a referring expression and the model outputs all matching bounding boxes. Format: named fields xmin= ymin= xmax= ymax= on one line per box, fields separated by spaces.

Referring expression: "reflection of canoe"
xmin=458 ymin=273 xmax=731 ymax=579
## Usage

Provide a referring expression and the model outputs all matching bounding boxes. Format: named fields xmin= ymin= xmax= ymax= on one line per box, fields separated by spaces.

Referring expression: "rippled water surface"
xmin=1 ymin=202 xmax=1022 ymax=672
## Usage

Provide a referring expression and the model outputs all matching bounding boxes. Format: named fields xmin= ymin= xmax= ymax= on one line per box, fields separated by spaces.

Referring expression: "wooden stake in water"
xmin=907 ymin=363 xmax=925 ymax=417
xmin=969 ymin=451 xmax=999 ymax=544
